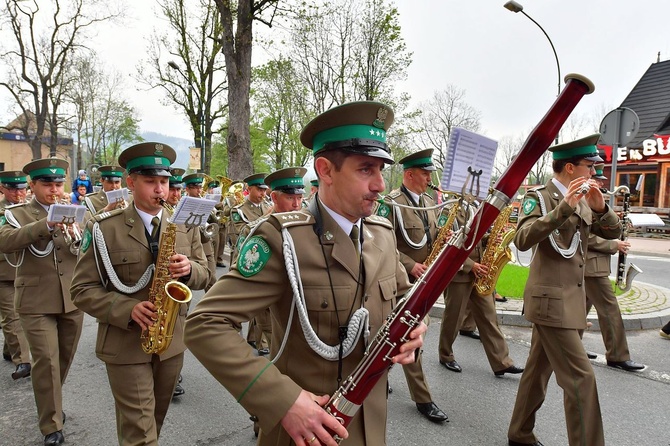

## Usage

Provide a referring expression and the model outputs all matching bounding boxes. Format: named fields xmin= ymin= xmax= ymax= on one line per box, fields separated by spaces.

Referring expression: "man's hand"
xmin=617 ymin=240 xmax=631 ymax=254
xmin=168 ymin=254 xmax=191 ymax=279
xmin=471 ymin=262 xmax=489 ymax=279
xmin=392 ymin=321 xmax=427 ymax=365
xmin=280 ymin=390 xmax=348 ymax=446
xmin=131 ymin=301 xmax=157 ymax=331
xmin=564 ymin=177 xmax=606 ymax=212
xmin=409 ymin=262 xmax=428 ymax=280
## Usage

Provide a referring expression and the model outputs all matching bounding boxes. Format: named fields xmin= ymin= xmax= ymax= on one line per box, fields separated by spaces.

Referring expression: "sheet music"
xmin=171 ymin=196 xmax=218 ymax=227
xmin=440 ymin=127 xmax=498 ymax=200
xmin=47 ymin=204 xmax=86 ymax=224
xmin=205 ymin=193 xmax=222 ymax=202
xmin=105 ymin=188 xmax=129 ymax=204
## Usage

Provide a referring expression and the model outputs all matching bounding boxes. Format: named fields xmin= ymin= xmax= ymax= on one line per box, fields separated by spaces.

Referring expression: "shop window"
xmin=616 ymin=172 xmax=656 ymax=207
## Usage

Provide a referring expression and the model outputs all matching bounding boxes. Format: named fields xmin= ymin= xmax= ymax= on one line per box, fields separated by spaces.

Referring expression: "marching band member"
xmin=83 ymin=165 xmax=126 ymax=214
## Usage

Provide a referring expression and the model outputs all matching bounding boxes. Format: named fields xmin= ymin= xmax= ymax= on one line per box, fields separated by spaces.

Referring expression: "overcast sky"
xmin=3 ymin=0 xmax=670 ymax=146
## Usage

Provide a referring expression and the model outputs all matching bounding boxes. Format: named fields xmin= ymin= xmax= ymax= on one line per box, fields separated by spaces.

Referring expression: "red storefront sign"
xmin=599 ymin=134 xmax=670 ymax=163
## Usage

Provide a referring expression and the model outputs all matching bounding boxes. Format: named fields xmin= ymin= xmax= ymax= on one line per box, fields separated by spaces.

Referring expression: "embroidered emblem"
xmin=522 ymin=198 xmax=537 ymax=215
xmin=373 ymin=107 xmax=388 ymax=129
xmin=154 ymin=144 xmax=164 ymax=155
xmin=81 ymin=228 xmax=92 ymax=253
xmin=376 ymin=203 xmax=390 ymax=218
xmin=0 ymin=215 xmax=5 ymax=226
xmin=437 ymin=214 xmax=448 ymax=228
xmin=237 ymin=236 xmax=271 ymax=277
xmin=232 ymin=212 xmax=241 ymax=222
xmin=49 ymin=159 xmax=58 ymax=166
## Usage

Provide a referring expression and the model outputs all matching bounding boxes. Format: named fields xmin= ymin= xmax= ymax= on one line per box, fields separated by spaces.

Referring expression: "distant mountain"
xmin=140 ymin=131 xmax=194 ymax=170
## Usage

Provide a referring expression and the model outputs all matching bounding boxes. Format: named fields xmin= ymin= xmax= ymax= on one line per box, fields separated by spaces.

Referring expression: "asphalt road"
xmin=2 ymin=275 xmax=668 ymax=445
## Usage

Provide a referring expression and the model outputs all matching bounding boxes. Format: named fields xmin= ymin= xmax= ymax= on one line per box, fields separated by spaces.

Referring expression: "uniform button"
xmin=578 ymin=282 xmax=582 ymax=287
xmin=123 ymin=257 xmax=127 ymax=262
xmin=59 ymin=272 xmax=63 ymax=276
xmin=579 ymin=264 xmax=583 ymax=268
xmin=56 ymin=246 xmax=61 ymax=250
xmin=58 ymin=259 xmax=62 ymax=263
xmin=321 ymin=301 xmax=328 ymax=309
xmin=393 ymin=290 xmax=396 ymax=295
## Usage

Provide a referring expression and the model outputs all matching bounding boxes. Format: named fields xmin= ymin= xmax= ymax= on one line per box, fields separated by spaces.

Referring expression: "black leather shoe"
xmin=217 ymin=262 xmax=226 ymax=267
xmin=440 ymin=360 xmax=462 ymax=373
xmin=416 ymin=402 xmax=449 ymax=422
xmin=11 ymin=362 xmax=31 ymax=380
xmin=178 ymin=374 xmax=183 ymax=383
xmin=494 ymin=365 xmax=524 ymax=376
xmin=44 ymin=431 xmax=64 ymax=445
xmin=508 ymin=440 xmax=544 ymax=446
xmin=459 ymin=330 xmax=480 ymax=340
xmin=258 ymin=348 xmax=270 ymax=356
xmin=586 ymin=351 xmax=598 ymax=359
xmin=172 ymin=383 xmax=185 ymax=398
xmin=2 ymin=352 xmax=11 ymax=361
xmin=607 ymin=359 xmax=645 ymax=372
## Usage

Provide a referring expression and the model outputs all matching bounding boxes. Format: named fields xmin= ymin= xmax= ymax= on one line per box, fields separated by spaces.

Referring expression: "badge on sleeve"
xmin=376 ymin=203 xmax=390 ymax=218
xmin=0 ymin=215 xmax=5 ymax=226
xmin=81 ymin=228 xmax=92 ymax=253
xmin=232 ymin=211 xmax=241 ymax=222
xmin=522 ymin=197 xmax=537 ymax=215
xmin=237 ymin=236 xmax=271 ymax=277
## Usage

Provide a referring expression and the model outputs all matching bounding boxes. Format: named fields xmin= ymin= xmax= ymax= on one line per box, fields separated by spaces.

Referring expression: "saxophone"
xmin=425 ymin=196 xmax=462 ymax=267
xmin=141 ymin=199 xmax=193 ymax=355
xmin=474 ymin=205 xmax=516 ymax=296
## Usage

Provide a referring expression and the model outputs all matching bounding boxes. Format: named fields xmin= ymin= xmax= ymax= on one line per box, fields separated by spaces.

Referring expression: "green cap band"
xmin=0 ymin=174 xmax=27 ymax=183
xmin=125 ymin=155 xmax=171 ymax=172
xmin=184 ymin=177 xmax=203 ymax=185
xmin=552 ymin=145 xmax=598 ymax=160
xmin=403 ymin=156 xmax=433 ymax=169
xmin=29 ymin=167 xmax=66 ymax=178
xmin=595 ymin=168 xmax=604 ymax=175
xmin=247 ymin=178 xmax=265 ymax=187
xmin=271 ymin=177 xmax=305 ymax=190
xmin=312 ymin=124 xmax=387 ymax=153
xmin=101 ymin=171 xmax=123 ymax=178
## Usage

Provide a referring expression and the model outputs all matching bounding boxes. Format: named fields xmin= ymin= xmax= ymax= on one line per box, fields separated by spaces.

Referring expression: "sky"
xmin=3 ymin=0 xmax=670 ymax=147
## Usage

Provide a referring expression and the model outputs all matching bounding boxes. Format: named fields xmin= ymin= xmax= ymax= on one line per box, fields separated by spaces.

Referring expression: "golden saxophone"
xmin=141 ymin=199 xmax=193 ymax=355
xmin=474 ymin=205 xmax=516 ymax=296
xmin=425 ymin=195 xmax=462 ymax=267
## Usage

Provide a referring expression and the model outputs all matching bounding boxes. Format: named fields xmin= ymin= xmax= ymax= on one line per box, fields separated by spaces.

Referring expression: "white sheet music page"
xmin=105 ymin=188 xmax=129 ymax=204
xmin=171 ymin=196 xmax=217 ymax=227
xmin=204 ymin=193 xmax=222 ymax=202
xmin=47 ymin=204 xmax=86 ymax=224
xmin=440 ymin=127 xmax=498 ymax=200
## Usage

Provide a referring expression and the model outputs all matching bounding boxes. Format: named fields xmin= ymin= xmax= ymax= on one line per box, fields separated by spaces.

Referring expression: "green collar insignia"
xmin=237 ymin=235 xmax=271 ymax=277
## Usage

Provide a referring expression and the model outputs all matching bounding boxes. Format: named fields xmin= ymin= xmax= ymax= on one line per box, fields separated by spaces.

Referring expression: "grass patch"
xmin=495 ymin=263 xmax=626 ymax=299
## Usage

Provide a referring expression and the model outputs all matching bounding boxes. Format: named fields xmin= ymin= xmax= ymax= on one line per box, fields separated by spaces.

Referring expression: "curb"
xmin=428 ymin=280 xmax=670 ymax=332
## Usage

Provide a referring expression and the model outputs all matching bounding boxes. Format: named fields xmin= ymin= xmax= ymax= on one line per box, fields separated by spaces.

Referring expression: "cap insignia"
xmin=373 ymin=107 xmax=388 ymax=129
xmin=154 ymin=144 xmax=164 ymax=155
xmin=49 ymin=159 xmax=58 ymax=166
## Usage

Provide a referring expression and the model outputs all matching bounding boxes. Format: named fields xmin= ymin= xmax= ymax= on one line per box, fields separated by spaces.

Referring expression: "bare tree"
xmin=214 ymin=0 xmax=282 ymax=179
xmin=0 ymin=0 xmax=121 ymax=159
xmin=138 ymin=0 xmax=227 ymax=174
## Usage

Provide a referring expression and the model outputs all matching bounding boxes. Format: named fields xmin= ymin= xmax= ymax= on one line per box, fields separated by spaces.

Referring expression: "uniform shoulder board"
xmin=269 ymin=211 xmax=314 ymax=228
xmin=386 ymin=190 xmax=402 ymax=199
xmin=4 ymin=202 xmax=26 ymax=210
xmin=91 ymin=207 xmax=124 ymax=223
xmin=364 ymin=214 xmax=393 ymax=229
xmin=528 ymin=185 xmax=546 ymax=193
xmin=85 ymin=191 xmax=99 ymax=197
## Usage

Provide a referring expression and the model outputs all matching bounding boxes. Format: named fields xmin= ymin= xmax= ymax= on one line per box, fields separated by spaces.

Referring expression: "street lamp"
xmin=166 ymin=60 xmax=205 ymax=172
xmin=503 ymin=0 xmax=561 ymax=144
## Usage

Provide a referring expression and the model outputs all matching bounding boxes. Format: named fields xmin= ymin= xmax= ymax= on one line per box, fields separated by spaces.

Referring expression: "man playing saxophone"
xmin=584 ymin=164 xmax=644 ymax=372
xmin=70 ymin=143 xmax=211 ymax=446
xmin=374 ymin=148 xmax=448 ymax=423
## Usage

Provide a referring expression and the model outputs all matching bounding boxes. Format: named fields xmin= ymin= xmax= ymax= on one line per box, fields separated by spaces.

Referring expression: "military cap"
xmin=300 ymin=101 xmax=395 ymax=164
xmin=264 ymin=167 xmax=307 ymax=194
xmin=207 ymin=179 xmax=220 ymax=189
xmin=310 ymin=179 xmax=319 ymax=187
xmin=593 ymin=163 xmax=607 ymax=180
xmin=23 ymin=158 xmax=69 ymax=183
xmin=0 ymin=170 xmax=28 ymax=189
xmin=170 ymin=168 xmax=186 ymax=188
xmin=98 ymin=165 xmax=125 ymax=181
xmin=549 ymin=134 xmax=604 ymax=162
xmin=118 ymin=142 xmax=176 ymax=177
xmin=183 ymin=172 xmax=205 ymax=186
xmin=244 ymin=173 xmax=269 ymax=189
xmin=398 ymin=148 xmax=437 ymax=171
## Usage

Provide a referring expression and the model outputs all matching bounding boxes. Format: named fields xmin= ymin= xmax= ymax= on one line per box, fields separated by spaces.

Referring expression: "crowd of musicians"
xmin=0 ymin=100 xmax=657 ymax=446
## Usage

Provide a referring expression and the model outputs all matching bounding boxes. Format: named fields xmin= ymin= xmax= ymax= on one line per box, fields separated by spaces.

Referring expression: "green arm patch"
xmin=232 ymin=211 xmax=241 ymax=222
xmin=80 ymin=228 xmax=92 ymax=253
xmin=522 ymin=197 xmax=537 ymax=215
xmin=0 ymin=215 xmax=5 ymax=226
xmin=376 ymin=203 xmax=391 ymax=218
xmin=237 ymin=235 xmax=271 ymax=277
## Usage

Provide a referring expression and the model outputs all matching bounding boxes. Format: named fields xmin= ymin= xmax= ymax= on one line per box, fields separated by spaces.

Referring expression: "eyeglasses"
xmin=574 ymin=163 xmax=596 ymax=171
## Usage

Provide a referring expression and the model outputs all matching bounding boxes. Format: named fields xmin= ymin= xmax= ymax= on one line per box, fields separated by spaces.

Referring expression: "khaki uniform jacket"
xmin=585 ymin=234 xmax=619 ymax=278
xmin=0 ymin=198 xmax=19 ymax=282
xmin=83 ymin=190 xmax=108 ymax=214
xmin=185 ymin=206 xmax=411 ymax=446
xmin=445 ymin=205 xmax=482 ymax=283
xmin=515 ymin=181 xmax=621 ymax=329
xmin=70 ymin=206 xmax=210 ymax=364
xmin=377 ymin=189 xmax=438 ymax=271
xmin=0 ymin=199 xmax=83 ymax=314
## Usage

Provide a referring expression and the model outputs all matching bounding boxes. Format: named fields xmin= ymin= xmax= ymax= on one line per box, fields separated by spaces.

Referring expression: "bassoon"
xmin=324 ymin=73 xmax=595 ymax=442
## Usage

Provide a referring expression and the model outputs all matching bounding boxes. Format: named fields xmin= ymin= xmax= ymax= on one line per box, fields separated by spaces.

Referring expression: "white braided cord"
xmin=536 ymin=191 xmax=581 ymax=259
xmin=92 ymin=221 xmax=154 ymax=294
xmin=273 ymin=227 xmax=369 ymax=362
xmin=4 ymin=209 xmax=53 ymax=258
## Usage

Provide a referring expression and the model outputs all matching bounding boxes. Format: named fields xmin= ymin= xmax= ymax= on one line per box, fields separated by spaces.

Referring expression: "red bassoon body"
xmin=325 ymin=73 xmax=595 ymax=442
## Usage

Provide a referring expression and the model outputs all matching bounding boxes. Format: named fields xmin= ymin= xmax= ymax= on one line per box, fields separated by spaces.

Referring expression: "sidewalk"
xmin=429 ymin=235 xmax=670 ymax=331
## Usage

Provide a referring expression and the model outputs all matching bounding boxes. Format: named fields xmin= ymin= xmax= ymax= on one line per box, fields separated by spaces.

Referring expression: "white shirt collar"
xmin=551 ymin=177 xmax=567 ymax=197
xmin=134 ymin=205 xmax=163 ymax=234
xmin=319 ymin=198 xmax=361 ymax=239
